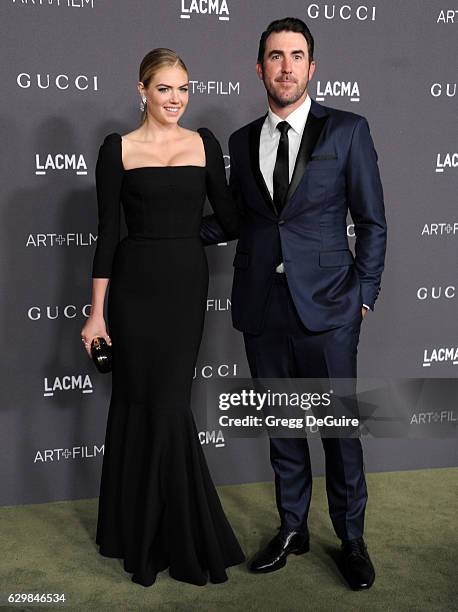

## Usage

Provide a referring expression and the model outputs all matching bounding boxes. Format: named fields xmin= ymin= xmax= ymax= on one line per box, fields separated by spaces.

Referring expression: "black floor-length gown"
xmin=91 ymin=128 xmax=244 ymax=587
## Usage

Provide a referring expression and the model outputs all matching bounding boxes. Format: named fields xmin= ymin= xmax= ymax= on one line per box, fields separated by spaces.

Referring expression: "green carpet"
xmin=0 ymin=468 xmax=456 ymax=611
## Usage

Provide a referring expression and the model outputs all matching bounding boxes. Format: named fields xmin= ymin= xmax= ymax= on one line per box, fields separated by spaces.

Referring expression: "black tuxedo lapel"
xmin=248 ymin=115 xmax=278 ymax=216
xmin=284 ymin=110 xmax=329 ymax=208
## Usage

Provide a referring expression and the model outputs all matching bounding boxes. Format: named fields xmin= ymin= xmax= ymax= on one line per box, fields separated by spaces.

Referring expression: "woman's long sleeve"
xmin=198 ymin=127 xmax=240 ymax=240
xmin=92 ymin=133 xmax=123 ymax=279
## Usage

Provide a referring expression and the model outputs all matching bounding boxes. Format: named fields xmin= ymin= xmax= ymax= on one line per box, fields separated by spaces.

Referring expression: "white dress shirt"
xmin=259 ymin=95 xmax=370 ymax=311
xmin=259 ymin=95 xmax=311 ymax=199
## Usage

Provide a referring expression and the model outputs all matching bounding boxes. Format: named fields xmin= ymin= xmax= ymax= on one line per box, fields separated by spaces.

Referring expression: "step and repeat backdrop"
xmin=1 ymin=1 xmax=456 ymax=506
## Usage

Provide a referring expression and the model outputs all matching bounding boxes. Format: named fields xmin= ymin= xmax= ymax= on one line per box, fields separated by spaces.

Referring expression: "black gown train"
xmin=91 ymin=128 xmax=244 ymax=587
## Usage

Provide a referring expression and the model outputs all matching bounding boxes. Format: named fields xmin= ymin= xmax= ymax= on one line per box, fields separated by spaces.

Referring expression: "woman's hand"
xmin=80 ymin=314 xmax=112 ymax=357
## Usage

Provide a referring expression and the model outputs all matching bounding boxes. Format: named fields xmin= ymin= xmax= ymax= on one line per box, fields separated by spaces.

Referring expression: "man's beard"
xmin=265 ymin=78 xmax=308 ymax=108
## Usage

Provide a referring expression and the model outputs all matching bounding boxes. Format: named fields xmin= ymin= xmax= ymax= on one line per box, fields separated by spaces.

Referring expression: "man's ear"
xmin=256 ymin=62 xmax=264 ymax=81
xmin=308 ymin=60 xmax=316 ymax=81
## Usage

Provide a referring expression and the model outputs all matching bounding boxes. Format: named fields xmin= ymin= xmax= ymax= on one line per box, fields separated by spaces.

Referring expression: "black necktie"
xmin=273 ymin=121 xmax=291 ymax=213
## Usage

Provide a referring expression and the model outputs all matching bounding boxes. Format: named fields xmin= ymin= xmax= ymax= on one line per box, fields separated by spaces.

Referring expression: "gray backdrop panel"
xmin=0 ymin=0 xmax=456 ymax=506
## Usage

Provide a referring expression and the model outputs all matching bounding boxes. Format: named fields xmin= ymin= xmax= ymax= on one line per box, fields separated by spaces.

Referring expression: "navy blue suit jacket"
xmin=201 ymin=99 xmax=387 ymax=334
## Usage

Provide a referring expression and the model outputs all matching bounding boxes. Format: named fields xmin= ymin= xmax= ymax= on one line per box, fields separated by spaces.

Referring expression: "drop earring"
xmin=140 ymin=96 xmax=147 ymax=112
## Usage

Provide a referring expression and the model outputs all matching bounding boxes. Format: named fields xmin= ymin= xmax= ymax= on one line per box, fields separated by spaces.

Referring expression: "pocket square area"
xmin=310 ymin=154 xmax=338 ymax=161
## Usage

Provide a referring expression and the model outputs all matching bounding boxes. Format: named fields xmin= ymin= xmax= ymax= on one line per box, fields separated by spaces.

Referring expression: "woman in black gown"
xmin=80 ymin=48 xmax=244 ymax=587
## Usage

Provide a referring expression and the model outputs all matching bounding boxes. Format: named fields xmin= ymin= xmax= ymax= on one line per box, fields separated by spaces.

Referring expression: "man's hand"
xmin=362 ymin=307 xmax=368 ymax=320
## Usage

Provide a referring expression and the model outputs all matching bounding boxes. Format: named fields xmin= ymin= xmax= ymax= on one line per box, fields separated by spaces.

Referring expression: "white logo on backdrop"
xmin=26 ymin=233 xmax=97 ymax=247
xmin=207 ymin=298 xmax=231 ymax=312
xmin=35 ymin=153 xmax=88 ymax=176
xmin=436 ymin=10 xmax=458 ymax=23
xmin=11 ymin=0 xmax=95 ymax=7
xmin=430 ymin=83 xmax=456 ymax=97
xmin=421 ymin=223 xmax=458 ymax=237
xmin=33 ymin=433 xmax=225 ymax=458
xmin=17 ymin=73 xmax=99 ymax=91
xmin=410 ymin=411 xmax=457 ymax=425
xmin=417 ymin=286 xmax=456 ymax=301
xmin=423 ymin=347 xmax=458 ymax=368
xmin=315 ymin=80 xmax=360 ymax=102
xmin=34 ymin=444 xmax=103 ymax=464
xmin=198 ymin=430 xmax=226 ymax=448
xmin=189 ymin=80 xmax=239 ymax=95
xmin=435 ymin=153 xmax=458 ymax=173
xmin=43 ymin=374 xmax=93 ymax=396
xmin=28 ymin=304 xmax=92 ymax=320
xmin=180 ymin=0 xmax=230 ymax=21
xmin=306 ymin=3 xmax=376 ymax=21
xmin=193 ymin=363 xmax=238 ymax=379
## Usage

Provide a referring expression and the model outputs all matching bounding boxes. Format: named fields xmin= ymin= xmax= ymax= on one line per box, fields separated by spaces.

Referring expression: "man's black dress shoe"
xmin=249 ymin=529 xmax=310 ymax=573
xmin=340 ymin=537 xmax=375 ymax=590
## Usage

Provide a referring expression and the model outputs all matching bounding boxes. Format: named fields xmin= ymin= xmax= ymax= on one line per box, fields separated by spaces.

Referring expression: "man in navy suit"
xmin=201 ymin=17 xmax=387 ymax=590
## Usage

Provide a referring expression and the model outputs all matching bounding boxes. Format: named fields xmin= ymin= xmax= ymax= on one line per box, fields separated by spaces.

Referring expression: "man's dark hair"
xmin=257 ymin=17 xmax=314 ymax=66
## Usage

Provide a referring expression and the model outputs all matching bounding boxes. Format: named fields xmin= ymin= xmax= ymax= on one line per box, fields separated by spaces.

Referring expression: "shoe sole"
xmin=349 ymin=582 xmax=374 ymax=591
xmin=348 ymin=577 xmax=375 ymax=591
xmin=249 ymin=543 xmax=310 ymax=573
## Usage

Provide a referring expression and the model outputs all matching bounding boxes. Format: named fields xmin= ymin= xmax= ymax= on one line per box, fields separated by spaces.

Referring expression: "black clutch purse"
xmin=90 ymin=337 xmax=112 ymax=373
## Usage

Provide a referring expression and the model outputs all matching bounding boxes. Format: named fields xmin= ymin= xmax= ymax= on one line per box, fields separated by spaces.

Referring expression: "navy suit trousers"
xmin=243 ymin=273 xmax=368 ymax=541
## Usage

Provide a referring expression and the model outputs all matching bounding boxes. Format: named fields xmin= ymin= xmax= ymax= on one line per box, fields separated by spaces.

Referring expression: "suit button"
xmin=278 ymin=220 xmax=285 ymax=226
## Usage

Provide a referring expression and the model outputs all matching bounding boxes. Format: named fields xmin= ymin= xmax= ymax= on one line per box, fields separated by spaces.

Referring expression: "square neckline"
xmin=120 ymin=130 xmax=207 ymax=172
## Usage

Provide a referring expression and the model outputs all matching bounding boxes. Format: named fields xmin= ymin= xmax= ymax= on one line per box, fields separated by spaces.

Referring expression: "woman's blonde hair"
xmin=139 ymin=48 xmax=188 ymax=124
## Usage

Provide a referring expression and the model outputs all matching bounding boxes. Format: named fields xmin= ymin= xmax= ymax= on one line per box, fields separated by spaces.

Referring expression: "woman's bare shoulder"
xmin=180 ymin=127 xmax=202 ymax=139
xmin=120 ymin=128 xmax=143 ymax=142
